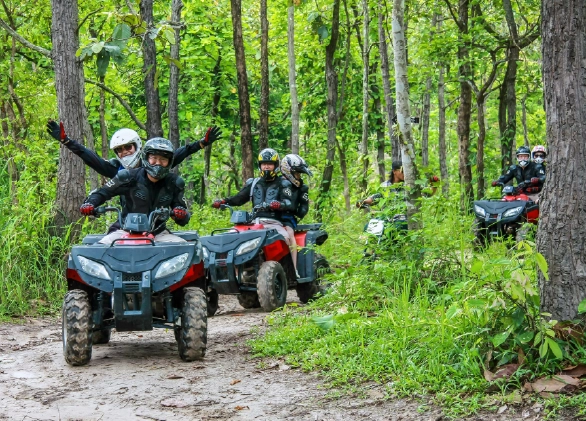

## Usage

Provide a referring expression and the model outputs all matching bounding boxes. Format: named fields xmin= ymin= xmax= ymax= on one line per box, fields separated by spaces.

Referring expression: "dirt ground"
xmin=0 ymin=294 xmax=549 ymax=421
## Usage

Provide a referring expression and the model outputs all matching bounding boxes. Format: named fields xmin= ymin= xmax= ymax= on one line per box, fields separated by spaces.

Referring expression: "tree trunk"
xmin=521 ymin=93 xmax=529 ymax=147
xmin=377 ymin=0 xmax=399 ymax=162
xmin=370 ymin=63 xmax=385 ymax=182
xmin=82 ymin=111 xmax=99 ymax=191
xmin=316 ymin=0 xmax=340 ymax=221
xmin=51 ymin=0 xmax=88 ymax=232
xmin=336 ymin=136 xmax=351 ymax=212
xmin=98 ymin=75 xmax=108 ymax=163
xmin=359 ymin=0 xmax=370 ymax=192
xmin=392 ymin=0 xmax=420 ymax=229
xmin=421 ymin=75 xmax=431 ymax=167
xmin=438 ymin=63 xmax=449 ymax=196
xmin=476 ymin=96 xmax=486 ymax=199
xmin=230 ymin=0 xmax=254 ymax=181
xmin=259 ymin=0 xmax=269 ymax=150
xmin=168 ymin=0 xmax=183 ymax=151
xmin=287 ymin=3 xmax=300 ymax=154
xmin=498 ymin=45 xmax=518 ymax=171
xmin=140 ymin=0 xmax=163 ymax=139
xmin=538 ymin=0 xmax=586 ymax=321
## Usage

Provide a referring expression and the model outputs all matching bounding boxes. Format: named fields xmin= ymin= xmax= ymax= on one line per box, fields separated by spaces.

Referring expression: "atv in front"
xmin=63 ymin=207 xmax=207 ymax=366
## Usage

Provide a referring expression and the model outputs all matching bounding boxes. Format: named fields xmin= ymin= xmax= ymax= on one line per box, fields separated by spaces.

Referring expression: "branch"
xmin=125 ymin=0 xmax=137 ymax=15
xmin=77 ymin=9 xmax=102 ymax=33
xmin=0 ymin=16 xmax=52 ymax=58
xmin=443 ymin=0 xmax=462 ymax=31
xmin=84 ymin=78 xmax=146 ymax=131
xmin=472 ymin=3 xmax=506 ymax=43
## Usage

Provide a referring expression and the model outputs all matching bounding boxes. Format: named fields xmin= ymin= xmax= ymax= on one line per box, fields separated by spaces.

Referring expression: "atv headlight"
xmin=77 ymin=256 xmax=111 ymax=280
xmin=202 ymin=246 xmax=209 ymax=260
xmin=155 ymin=253 xmax=190 ymax=279
xmin=473 ymin=205 xmax=486 ymax=218
xmin=236 ymin=238 xmax=262 ymax=256
xmin=503 ymin=206 xmax=523 ymax=218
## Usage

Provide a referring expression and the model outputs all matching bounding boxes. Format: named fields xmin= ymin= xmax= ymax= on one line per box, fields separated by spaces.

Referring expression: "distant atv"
xmin=63 ymin=206 xmax=207 ymax=366
xmin=201 ymin=204 xmax=329 ymax=312
xmin=472 ymin=184 xmax=539 ymax=247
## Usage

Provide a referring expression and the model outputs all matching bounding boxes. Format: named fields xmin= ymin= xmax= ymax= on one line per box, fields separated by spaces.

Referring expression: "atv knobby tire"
xmin=237 ymin=292 xmax=261 ymax=309
xmin=257 ymin=260 xmax=287 ymax=311
xmin=62 ymin=290 xmax=93 ymax=366
xmin=92 ymin=329 xmax=111 ymax=344
xmin=178 ymin=287 xmax=207 ymax=361
xmin=296 ymin=255 xmax=331 ymax=304
xmin=207 ymin=289 xmax=219 ymax=317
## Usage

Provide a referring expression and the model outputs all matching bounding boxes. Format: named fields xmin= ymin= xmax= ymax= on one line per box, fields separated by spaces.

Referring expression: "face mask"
xmin=119 ymin=152 xmax=141 ymax=169
xmin=533 ymin=157 xmax=545 ymax=164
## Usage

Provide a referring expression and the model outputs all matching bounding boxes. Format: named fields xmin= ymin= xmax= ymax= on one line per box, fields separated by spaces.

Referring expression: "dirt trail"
xmin=0 ymin=295 xmax=543 ymax=421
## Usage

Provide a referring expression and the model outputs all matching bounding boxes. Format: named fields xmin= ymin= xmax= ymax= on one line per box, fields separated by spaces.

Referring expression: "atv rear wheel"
xmin=62 ymin=290 xmax=93 ymax=366
xmin=257 ymin=261 xmax=287 ymax=311
xmin=237 ymin=292 xmax=261 ymax=309
xmin=207 ymin=289 xmax=219 ymax=317
xmin=178 ymin=287 xmax=207 ymax=361
xmin=296 ymin=255 xmax=331 ymax=304
xmin=92 ymin=329 xmax=111 ymax=344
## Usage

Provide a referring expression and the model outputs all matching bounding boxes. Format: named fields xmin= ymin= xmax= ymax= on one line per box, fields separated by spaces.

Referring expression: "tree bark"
xmin=230 ymin=0 xmax=254 ymax=181
xmin=537 ymin=0 xmax=586 ymax=321
xmin=50 ymin=0 xmax=88 ymax=232
xmin=168 ymin=0 xmax=183 ymax=151
xmin=287 ymin=3 xmax=299 ymax=154
xmin=316 ymin=0 xmax=340 ymax=221
xmin=336 ymin=136 xmax=351 ymax=212
xmin=437 ymin=26 xmax=449 ymax=196
xmin=259 ymin=0 xmax=269 ymax=150
xmin=421 ymin=75 xmax=431 ymax=167
xmin=498 ymin=46 xmax=518 ymax=171
xmin=392 ymin=0 xmax=421 ymax=229
xmin=140 ymin=0 xmax=163 ymax=139
xmin=359 ymin=0 xmax=370 ymax=192
xmin=521 ymin=93 xmax=529 ymax=147
xmin=370 ymin=62 xmax=385 ymax=183
xmin=377 ymin=0 xmax=399 ymax=162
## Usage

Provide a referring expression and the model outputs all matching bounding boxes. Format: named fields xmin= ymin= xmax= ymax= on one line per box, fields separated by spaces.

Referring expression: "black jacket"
xmin=85 ymin=168 xmax=190 ymax=234
xmin=224 ymin=176 xmax=295 ymax=219
xmin=496 ymin=162 xmax=546 ymax=191
xmin=290 ymin=183 xmax=309 ymax=220
xmin=65 ymin=138 xmax=202 ymax=179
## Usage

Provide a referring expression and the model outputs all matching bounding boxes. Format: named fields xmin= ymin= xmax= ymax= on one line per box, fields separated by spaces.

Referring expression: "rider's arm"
xmin=170 ymin=176 xmax=191 ymax=226
xmin=171 ymin=142 xmax=202 ymax=168
xmin=84 ymin=170 xmax=133 ymax=207
xmin=224 ymin=179 xmax=253 ymax=206
xmin=295 ymin=184 xmax=310 ymax=220
xmin=276 ymin=179 xmax=295 ymax=211
xmin=64 ymin=138 xmax=119 ymax=178
xmin=496 ymin=165 xmax=516 ymax=185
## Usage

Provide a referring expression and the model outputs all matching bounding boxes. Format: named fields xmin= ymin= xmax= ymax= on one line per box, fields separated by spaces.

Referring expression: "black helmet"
xmin=516 ymin=146 xmax=531 ymax=168
xmin=141 ymin=137 xmax=174 ymax=180
xmin=257 ymin=148 xmax=280 ymax=179
xmin=281 ymin=154 xmax=312 ymax=187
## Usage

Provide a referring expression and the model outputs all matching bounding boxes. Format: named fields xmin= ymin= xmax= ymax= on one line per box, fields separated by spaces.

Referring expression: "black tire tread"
xmin=92 ymin=329 xmax=111 ymax=345
xmin=178 ymin=287 xmax=207 ymax=361
xmin=257 ymin=261 xmax=287 ymax=311
xmin=62 ymin=289 xmax=93 ymax=366
xmin=237 ymin=292 xmax=261 ymax=309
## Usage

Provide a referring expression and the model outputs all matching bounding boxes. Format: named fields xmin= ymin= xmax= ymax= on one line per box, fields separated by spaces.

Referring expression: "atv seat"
xmin=295 ymin=223 xmax=323 ymax=232
xmin=82 ymin=234 xmax=106 ymax=245
xmin=173 ymin=231 xmax=200 ymax=242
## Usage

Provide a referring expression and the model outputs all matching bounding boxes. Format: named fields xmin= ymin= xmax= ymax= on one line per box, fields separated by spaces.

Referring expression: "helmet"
xmin=516 ymin=146 xmax=531 ymax=168
xmin=531 ymin=145 xmax=547 ymax=164
xmin=257 ymin=148 xmax=280 ymax=179
xmin=141 ymin=137 xmax=175 ymax=180
xmin=281 ymin=154 xmax=313 ymax=187
xmin=110 ymin=128 xmax=142 ymax=169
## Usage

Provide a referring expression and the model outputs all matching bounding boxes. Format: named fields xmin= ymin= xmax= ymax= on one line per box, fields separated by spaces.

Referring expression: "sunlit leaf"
xmin=578 ymin=299 xmax=586 ymax=314
xmin=492 ymin=332 xmax=509 ymax=348
xmin=535 ymin=252 xmax=549 ymax=280
xmin=311 ymin=314 xmax=334 ymax=331
xmin=517 ymin=331 xmax=534 ymax=344
xmin=546 ymin=337 xmax=563 ymax=359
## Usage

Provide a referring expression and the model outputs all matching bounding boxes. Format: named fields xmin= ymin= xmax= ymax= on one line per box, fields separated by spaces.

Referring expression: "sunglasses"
xmin=534 ymin=154 xmax=545 ymax=158
xmin=114 ymin=144 xmax=135 ymax=154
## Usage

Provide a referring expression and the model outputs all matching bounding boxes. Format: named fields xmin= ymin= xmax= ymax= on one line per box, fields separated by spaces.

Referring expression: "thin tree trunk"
xmin=140 ymin=0 xmax=163 ymax=139
xmin=438 ymin=63 xmax=449 ymax=196
xmin=392 ymin=0 xmax=421 ymax=229
xmin=51 ymin=0 xmax=88 ymax=233
xmin=230 ymin=0 xmax=254 ymax=180
xmin=421 ymin=75 xmax=431 ymax=167
xmin=360 ymin=0 xmax=370 ymax=192
xmin=82 ymin=111 xmax=99 ymax=191
xmin=259 ymin=0 xmax=269 ymax=150
xmin=287 ymin=3 xmax=299 ymax=154
xmin=168 ymin=0 xmax=183 ymax=151
xmin=377 ymin=0 xmax=399 ymax=162
xmin=476 ymin=97 xmax=486 ymax=199
xmin=336 ymin=137 xmax=351 ymax=212
xmin=521 ymin=93 xmax=529 ymax=147
xmin=98 ymin=76 xmax=108 ymax=161
xmin=371 ymin=63 xmax=385 ymax=182
xmin=538 ymin=0 xmax=586 ymax=320
xmin=498 ymin=46 xmax=518 ymax=171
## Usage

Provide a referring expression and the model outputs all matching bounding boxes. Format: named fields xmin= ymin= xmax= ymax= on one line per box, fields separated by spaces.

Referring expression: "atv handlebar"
xmin=95 ymin=206 xmax=123 ymax=227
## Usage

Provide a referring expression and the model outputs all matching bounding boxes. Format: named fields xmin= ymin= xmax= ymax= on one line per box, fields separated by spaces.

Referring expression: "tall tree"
xmin=230 ymin=0 xmax=254 ymax=180
xmin=537 ymin=0 xmax=586 ymax=320
xmin=287 ymin=1 xmax=300 ymax=154
xmin=359 ymin=0 xmax=370 ymax=192
xmin=259 ymin=0 xmax=269 ymax=150
xmin=168 ymin=0 xmax=184 ymax=150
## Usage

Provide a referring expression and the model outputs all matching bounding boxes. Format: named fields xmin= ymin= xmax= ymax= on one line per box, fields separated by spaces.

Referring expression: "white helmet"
xmin=109 ymin=128 xmax=142 ymax=169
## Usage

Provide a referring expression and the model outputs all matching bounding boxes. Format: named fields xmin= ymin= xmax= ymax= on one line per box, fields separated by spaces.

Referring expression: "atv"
xmin=472 ymin=184 xmax=539 ymax=247
xmin=63 ymin=206 xmax=208 ymax=366
xmin=201 ymin=204 xmax=329 ymax=312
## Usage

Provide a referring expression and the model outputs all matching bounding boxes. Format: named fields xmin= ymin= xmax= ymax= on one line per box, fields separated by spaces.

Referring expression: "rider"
xmin=279 ymin=154 xmax=312 ymax=272
xmin=47 ymin=120 xmax=222 ymax=178
xmin=79 ymin=137 xmax=190 ymax=244
xmin=492 ymin=146 xmax=546 ymax=201
xmin=212 ymin=148 xmax=298 ymax=273
xmin=531 ymin=145 xmax=547 ymax=166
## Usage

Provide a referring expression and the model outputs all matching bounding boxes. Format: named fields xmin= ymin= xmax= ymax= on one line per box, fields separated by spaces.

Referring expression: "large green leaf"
xmin=535 ymin=252 xmax=549 ymax=280
xmin=492 ymin=331 xmax=510 ymax=348
xmin=96 ymin=52 xmax=111 ymax=77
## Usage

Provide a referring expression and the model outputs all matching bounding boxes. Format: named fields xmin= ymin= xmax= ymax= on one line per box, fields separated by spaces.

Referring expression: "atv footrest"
xmin=113 ymin=271 xmax=153 ymax=331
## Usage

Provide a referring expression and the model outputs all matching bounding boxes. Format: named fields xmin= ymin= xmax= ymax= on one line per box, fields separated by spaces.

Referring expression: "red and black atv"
xmin=200 ymin=204 xmax=329 ymax=312
xmin=472 ymin=184 xmax=539 ymax=247
xmin=63 ymin=206 xmax=208 ymax=366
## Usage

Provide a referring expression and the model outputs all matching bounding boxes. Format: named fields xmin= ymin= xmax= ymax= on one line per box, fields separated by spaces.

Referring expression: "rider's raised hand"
xmin=171 ymin=206 xmax=189 ymax=221
xmin=212 ymin=199 xmax=226 ymax=209
xmin=491 ymin=180 xmax=502 ymax=187
xmin=200 ymin=126 xmax=222 ymax=147
xmin=530 ymin=177 xmax=540 ymax=186
xmin=47 ymin=120 xmax=70 ymax=144
xmin=268 ymin=201 xmax=282 ymax=210
xmin=80 ymin=203 xmax=95 ymax=216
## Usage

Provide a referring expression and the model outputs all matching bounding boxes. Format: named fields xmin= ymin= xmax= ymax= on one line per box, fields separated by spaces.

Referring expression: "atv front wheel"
xmin=62 ymin=290 xmax=93 ymax=366
xmin=92 ymin=329 xmax=111 ymax=344
xmin=296 ymin=255 xmax=331 ymax=304
xmin=207 ymin=289 xmax=219 ymax=317
xmin=178 ymin=287 xmax=207 ymax=361
xmin=257 ymin=261 xmax=287 ymax=311
xmin=237 ymin=292 xmax=261 ymax=309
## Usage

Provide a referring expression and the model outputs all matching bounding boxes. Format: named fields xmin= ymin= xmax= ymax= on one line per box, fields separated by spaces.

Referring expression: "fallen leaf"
xmin=137 ymin=335 xmax=143 ymax=338
xmin=562 ymin=364 xmax=586 ymax=378
xmin=161 ymin=399 xmax=189 ymax=408
xmin=523 ymin=375 xmax=582 ymax=393
xmin=498 ymin=404 xmax=508 ymax=414
xmin=518 ymin=348 xmax=526 ymax=365
xmin=235 ymin=405 xmax=249 ymax=410
xmin=231 ymin=314 xmax=245 ymax=317
xmin=484 ymin=363 xmax=519 ymax=382
xmin=167 ymin=374 xmax=184 ymax=379
xmin=230 ymin=379 xmax=241 ymax=385
xmin=279 ymin=363 xmax=291 ymax=371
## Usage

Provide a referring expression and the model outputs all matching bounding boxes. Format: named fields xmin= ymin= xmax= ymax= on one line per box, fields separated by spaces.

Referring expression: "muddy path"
xmin=0 ymin=294 xmax=545 ymax=421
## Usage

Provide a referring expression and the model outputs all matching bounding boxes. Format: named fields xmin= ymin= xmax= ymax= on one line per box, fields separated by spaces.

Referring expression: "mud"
xmin=0 ymin=294 xmax=546 ymax=421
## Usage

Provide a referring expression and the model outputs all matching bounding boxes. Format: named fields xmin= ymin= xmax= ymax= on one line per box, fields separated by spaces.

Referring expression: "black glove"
xmin=200 ymin=126 xmax=222 ymax=147
xmin=530 ymin=177 xmax=540 ymax=185
xmin=517 ymin=182 xmax=527 ymax=191
xmin=47 ymin=120 xmax=70 ymax=144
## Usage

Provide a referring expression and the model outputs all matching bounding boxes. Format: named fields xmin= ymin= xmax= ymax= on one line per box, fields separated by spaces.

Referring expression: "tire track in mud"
xmin=0 ymin=295 xmax=540 ymax=421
